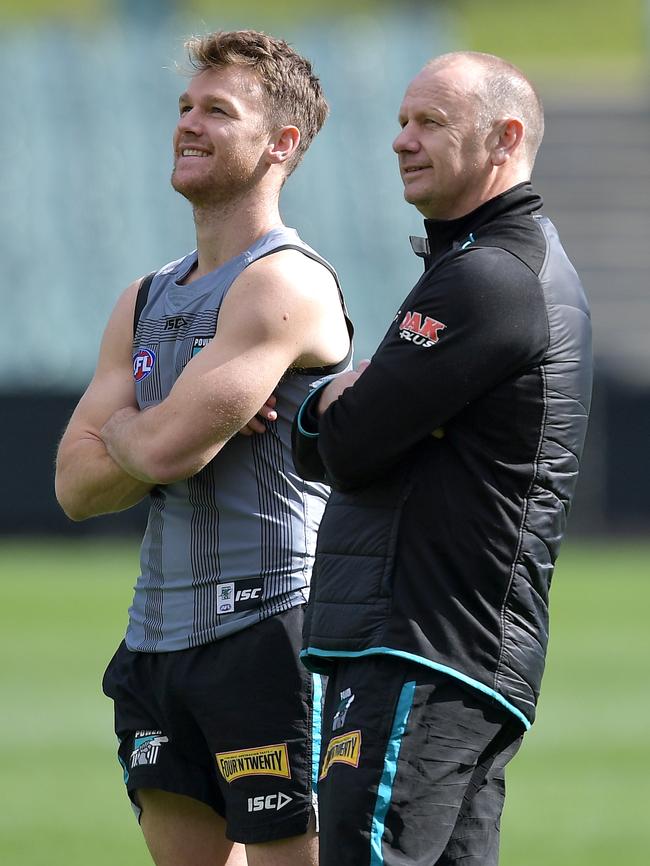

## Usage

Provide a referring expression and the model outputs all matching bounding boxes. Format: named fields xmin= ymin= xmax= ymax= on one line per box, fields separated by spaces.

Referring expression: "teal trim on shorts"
xmin=311 ymin=673 xmax=323 ymax=794
xmin=370 ymin=679 xmax=416 ymax=866
xmin=301 ymin=646 xmax=532 ymax=731
xmin=118 ymin=753 xmax=129 ymax=784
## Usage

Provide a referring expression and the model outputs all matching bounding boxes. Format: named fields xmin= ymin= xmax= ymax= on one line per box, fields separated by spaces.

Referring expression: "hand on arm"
xmin=55 ymin=281 xmax=154 ymax=521
xmin=239 ymin=394 xmax=278 ymax=437
xmin=317 ymin=360 xmax=370 ymax=415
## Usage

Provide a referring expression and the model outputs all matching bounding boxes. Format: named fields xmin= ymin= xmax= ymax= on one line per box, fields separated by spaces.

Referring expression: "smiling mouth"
xmin=179 ymin=148 xmax=210 ymax=157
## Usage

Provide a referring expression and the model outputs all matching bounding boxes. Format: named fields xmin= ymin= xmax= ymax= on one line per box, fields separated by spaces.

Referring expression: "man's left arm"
xmin=309 ymin=248 xmax=549 ymax=490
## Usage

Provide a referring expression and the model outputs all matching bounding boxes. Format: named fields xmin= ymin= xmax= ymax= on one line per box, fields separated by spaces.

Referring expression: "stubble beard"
xmin=171 ymin=151 xmax=263 ymax=212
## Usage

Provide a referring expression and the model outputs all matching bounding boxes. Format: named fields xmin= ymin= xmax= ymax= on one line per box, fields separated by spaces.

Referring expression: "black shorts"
xmin=317 ymin=656 xmax=523 ymax=866
xmin=102 ymin=606 xmax=319 ymax=844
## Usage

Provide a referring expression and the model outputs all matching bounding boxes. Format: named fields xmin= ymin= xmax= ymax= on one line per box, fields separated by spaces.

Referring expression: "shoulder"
xmin=212 ymin=246 xmax=348 ymax=365
xmin=106 ymin=278 xmax=144 ymax=330
xmin=430 ymin=245 xmax=544 ymax=309
xmin=415 ymin=247 xmax=548 ymax=354
xmin=476 ymin=213 xmax=548 ymax=276
xmin=157 ymin=252 xmax=195 ymax=278
xmin=226 ymin=247 xmax=340 ymax=319
xmin=250 ymin=247 xmax=338 ymax=293
xmin=101 ymin=271 xmax=164 ymax=353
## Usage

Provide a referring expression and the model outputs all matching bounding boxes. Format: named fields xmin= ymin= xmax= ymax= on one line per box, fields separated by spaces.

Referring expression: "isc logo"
xmin=247 ymin=793 xmax=292 ymax=812
xmin=164 ymin=316 xmax=187 ymax=330
xmin=217 ymin=583 xmax=262 ymax=614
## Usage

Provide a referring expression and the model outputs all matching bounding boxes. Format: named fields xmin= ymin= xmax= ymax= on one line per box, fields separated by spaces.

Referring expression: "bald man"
xmin=292 ymin=52 xmax=592 ymax=866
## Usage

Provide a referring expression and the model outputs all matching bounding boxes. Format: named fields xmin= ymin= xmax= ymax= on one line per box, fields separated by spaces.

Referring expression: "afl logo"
xmin=133 ymin=348 xmax=156 ymax=381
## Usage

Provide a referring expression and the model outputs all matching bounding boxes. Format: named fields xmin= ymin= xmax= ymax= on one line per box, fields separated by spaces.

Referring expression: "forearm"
xmin=55 ymin=435 xmax=153 ymax=521
xmin=312 ymin=362 xmax=414 ymax=489
xmin=293 ymin=375 xmax=398 ymax=489
xmin=100 ymin=404 xmax=230 ymax=485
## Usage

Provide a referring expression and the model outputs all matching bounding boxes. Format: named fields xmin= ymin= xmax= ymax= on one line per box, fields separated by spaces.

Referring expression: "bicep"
xmin=164 ymin=320 xmax=299 ymax=437
xmin=163 ymin=267 xmax=317 ymax=427
xmin=59 ymin=281 xmax=139 ymax=446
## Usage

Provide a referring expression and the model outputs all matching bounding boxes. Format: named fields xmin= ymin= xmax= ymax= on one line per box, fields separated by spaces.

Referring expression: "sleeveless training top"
xmin=126 ymin=227 xmax=351 ymax=652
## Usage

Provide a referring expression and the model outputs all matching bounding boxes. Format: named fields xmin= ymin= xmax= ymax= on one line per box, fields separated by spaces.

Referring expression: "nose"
xmin=176 ymin=107 xmax=202 ymax=136
xmin=392 ymin=123 xmax=418 ymax=154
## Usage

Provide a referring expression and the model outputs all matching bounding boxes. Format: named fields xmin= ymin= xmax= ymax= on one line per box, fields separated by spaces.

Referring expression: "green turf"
xmin=0 ymin=539 xmax=147 ymax=866
xmin=1 ymin=537 xmax=648 ymax=864
xmin=500 ymin=541 xmax=650 ymax=865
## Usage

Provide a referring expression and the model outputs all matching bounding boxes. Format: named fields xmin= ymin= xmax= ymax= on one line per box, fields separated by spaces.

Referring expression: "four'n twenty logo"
xmin=399 ymin=311 xmax=446 ymax=348
xmin=133 ymin=348 xmax=156 ymax=381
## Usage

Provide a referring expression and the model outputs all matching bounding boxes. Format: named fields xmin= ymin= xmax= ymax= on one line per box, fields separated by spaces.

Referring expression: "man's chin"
xmin=170 ymin=169 xmax=254 ymax=209
xmin=403 ymin=187 xmax=440 ymax=218
xmin=171 ymin=172 xmax=196 ymax=199
xmin=170 ymin=172 xmax=216 ymax=207
xmin=403 ymin=187 xmax=425 ymax=209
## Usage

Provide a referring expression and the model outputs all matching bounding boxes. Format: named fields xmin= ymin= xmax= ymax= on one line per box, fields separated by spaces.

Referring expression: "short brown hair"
xmin=428 ymin=51 xmax=545 ymax=169
xmin=185 ymin=29 xmax=329 ymax=175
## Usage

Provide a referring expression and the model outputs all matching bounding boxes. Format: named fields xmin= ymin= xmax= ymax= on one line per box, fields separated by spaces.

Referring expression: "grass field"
xmin=1 ymin=537 xmax=648 ymax=865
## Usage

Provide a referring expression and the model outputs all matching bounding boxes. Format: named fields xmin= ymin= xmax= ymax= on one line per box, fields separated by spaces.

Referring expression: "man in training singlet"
xmin=55 ymin=29 xmax=351 ymax=866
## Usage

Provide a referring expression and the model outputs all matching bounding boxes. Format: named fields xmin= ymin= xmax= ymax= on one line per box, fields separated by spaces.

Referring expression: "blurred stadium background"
xmin=1 ymin=1 xmax=648 ymax=864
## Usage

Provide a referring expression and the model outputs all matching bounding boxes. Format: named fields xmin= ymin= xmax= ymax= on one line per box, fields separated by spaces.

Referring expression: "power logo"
xmin=399 ymin=311 xmax=446 ymax=348
xmin=133 ymin=348 xmax=156 ymax=381
xmin=130 ymin=731 xmax=169 ymax=768
xmin=192 ymin=336 xmax=212 ymax=358
xmin=332 ymin=688 xmax=355 ymax=731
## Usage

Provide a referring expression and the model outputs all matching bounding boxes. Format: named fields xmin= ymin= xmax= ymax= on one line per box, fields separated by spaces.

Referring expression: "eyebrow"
xmin=178 ymin=92 xmax=240 ymax=114
xmin=402 ymin=104 xmax=450 ymax=123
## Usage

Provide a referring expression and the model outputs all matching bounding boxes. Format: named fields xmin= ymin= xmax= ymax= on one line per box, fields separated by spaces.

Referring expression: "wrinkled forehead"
xmin=400 ymin=62 xmax=479 ymax=117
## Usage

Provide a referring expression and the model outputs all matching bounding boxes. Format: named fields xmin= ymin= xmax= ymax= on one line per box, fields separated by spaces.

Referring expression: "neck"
xmin=429 ymin=166 xmax=530 ymax=221
xmin=191 ymin=186 xmax=283 ymax=277
xmin=479 ymin=168 xmax=530 ymax=210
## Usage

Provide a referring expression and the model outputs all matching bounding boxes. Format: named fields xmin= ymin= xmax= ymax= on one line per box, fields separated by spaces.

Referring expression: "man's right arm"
xmin=55 ymin=279 xmax=153 ymax=521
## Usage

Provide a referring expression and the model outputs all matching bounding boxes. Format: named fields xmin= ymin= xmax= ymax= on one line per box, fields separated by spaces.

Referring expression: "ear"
xmin=267 ymin=125 xmax=301 ymax=166
xmin=491 ymin=118 xmax=524 ymax=166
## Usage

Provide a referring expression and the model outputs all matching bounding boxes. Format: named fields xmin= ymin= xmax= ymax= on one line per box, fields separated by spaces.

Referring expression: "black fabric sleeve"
xmin=316 ymin=247 xmax=550 ymax=490
xmin=291 ymin=383 xmax=330 ymax=481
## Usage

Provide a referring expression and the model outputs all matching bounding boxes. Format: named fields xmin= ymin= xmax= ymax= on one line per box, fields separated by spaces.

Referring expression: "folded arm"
xmin=295 ymin=248 xmax=549 ymax=490
xmin=55 ymin=280 xmax=154 ymax=521
xmin=101 ymin=252 xmax=350 ymax=485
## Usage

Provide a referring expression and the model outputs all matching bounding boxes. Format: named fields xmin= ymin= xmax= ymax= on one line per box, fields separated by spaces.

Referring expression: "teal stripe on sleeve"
xmin=296 ymin=378 xmax=334 ymax=438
